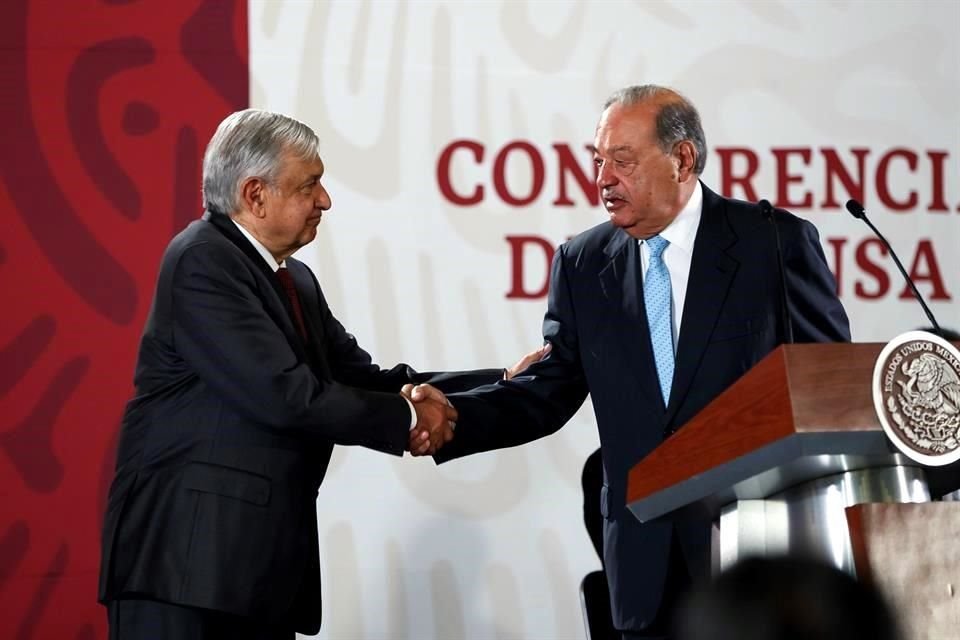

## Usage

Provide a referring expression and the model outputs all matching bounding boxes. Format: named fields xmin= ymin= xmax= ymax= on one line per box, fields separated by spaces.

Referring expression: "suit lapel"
xmin=666 ymin=185 xmax=739 ymax=424
xmin=286 ymin=261 xmax=332 ymax=378
xmin=599 ymin=229 xmax=663 ymax=410
xmin=203 ymin=211 xmax=313 ymax=364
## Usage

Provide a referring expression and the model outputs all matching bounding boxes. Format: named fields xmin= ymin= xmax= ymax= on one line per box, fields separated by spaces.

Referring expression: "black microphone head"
xmin=758 ymin=199 xmax=774 ymax=219
xmin=845 ymin=199 xmax=866 ymax=219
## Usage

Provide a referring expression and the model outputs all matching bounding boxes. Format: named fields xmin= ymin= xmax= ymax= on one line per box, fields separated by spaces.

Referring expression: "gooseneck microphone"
xmin=845 ymin=198 xmax=942 ymax=335
xmin=759 ymin=199 xmax=794 ymax=344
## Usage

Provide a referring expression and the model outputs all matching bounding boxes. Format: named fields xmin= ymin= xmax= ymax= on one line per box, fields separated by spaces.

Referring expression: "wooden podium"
xmin=626 ymin=342 xmax=960 ymax=638
xmin=626 ymin=342 xmax=960 ymax=572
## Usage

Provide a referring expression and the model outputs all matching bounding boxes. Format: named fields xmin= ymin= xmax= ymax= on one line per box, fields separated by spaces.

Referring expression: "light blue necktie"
xmin=644 ymin=235 xmax=674 ymax=405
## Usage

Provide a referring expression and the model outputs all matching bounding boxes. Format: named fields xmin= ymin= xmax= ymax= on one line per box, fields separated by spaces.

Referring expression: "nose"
xmin=596 ymin=161 xmax=616 ymax=189
xmin=316 ymin=185 xmax=332 ymax=211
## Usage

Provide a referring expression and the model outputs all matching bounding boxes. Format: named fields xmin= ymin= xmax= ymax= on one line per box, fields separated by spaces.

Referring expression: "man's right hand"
xmin=404 ymin=384 xmax=457 ymax=456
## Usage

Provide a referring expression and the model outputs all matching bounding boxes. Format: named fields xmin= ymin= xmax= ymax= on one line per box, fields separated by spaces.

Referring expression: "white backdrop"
xmin=249 ymin=1 xmax=960 ymax=637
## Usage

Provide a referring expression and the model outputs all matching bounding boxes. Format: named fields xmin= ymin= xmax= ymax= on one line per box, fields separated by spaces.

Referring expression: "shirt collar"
xmin=644 ymin=180 xmax=702 ymax=254
xmin=231 ymin=219 xmax=286 ymax=272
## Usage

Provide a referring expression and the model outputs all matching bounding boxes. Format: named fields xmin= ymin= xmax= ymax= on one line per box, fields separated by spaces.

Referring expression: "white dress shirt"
xmin=231 ymin=219 xmax=284 ymax=271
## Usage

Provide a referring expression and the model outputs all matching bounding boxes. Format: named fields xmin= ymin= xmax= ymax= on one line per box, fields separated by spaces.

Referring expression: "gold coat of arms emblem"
xmin=872 ymin=331 xmax=960 ymax=466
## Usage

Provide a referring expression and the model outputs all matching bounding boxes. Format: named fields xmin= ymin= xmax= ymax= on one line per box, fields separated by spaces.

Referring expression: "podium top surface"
xmin=626 ymin=343 xmax=907 ymax=522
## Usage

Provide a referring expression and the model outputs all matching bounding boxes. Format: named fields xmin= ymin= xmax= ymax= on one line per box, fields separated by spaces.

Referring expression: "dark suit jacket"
xmin=98 ymin=211 xmax=498 ymax=633
xmin=436 ymin=184 xmax=851 ymax=632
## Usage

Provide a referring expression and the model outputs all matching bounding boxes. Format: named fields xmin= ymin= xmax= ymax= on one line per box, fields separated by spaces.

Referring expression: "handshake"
xmin=402 ymin=342 xmax=551 ymax=456
xmin=404 ymin=383 xmax=456 ymax=456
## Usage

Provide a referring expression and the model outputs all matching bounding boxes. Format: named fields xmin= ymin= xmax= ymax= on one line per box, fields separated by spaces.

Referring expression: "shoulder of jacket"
xmin=562 ymin=220 xmax=618 ymax=253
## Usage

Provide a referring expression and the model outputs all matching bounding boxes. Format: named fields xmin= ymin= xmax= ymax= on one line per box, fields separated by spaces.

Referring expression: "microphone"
xmin=845 ymin=199 xmax=942 ymax=335
xmin=759 ymin=199 xmax=794 ymax=344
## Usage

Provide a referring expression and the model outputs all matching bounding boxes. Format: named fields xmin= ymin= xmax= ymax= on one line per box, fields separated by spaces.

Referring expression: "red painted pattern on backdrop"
xmin=0 ymin=1 xmax=248 ymax=637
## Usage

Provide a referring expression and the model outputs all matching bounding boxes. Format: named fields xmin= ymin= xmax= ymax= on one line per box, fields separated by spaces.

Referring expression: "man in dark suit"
xmin=413 ymin=85 xmax=851 ymax=639
xmin=97 ymin=109 xmax=541 ymax=639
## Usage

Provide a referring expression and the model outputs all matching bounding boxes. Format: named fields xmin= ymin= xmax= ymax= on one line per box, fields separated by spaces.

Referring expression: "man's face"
xmin=592 ymin=101 xmax=685 ymax=239
xmin=259 ymin=149 xmax=331 ymax=259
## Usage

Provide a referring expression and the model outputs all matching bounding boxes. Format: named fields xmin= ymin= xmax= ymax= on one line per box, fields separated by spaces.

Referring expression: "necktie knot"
xmin=647 ymin=235 xmax=669 ymax=260
xmin=276 ymin=267 xmax=295 ymax=292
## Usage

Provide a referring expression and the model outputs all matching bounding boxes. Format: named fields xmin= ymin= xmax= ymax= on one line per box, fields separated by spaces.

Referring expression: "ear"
xmin=239 ymin=177 xmax=269 ymax=218
xmin=674 ymin=140 xmax=697 ymax=182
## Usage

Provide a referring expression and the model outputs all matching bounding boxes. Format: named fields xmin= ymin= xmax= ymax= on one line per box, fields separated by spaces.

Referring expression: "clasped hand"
xmin=403 ymin=384 xmax=456 ymax=456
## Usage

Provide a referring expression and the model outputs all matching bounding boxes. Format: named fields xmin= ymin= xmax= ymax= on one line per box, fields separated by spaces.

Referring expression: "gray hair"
xmin=202 ymin=109 xmax=319 ymax=215
xmin=603 ymin=85 xmax=707 ymax=175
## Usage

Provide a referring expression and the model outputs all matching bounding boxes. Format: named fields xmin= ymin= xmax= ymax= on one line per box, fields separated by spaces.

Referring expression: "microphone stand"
xmin=845 ymin=199 xmax=942 ymax=336
xmin=760 ymin=199 xmax=794 ymax=344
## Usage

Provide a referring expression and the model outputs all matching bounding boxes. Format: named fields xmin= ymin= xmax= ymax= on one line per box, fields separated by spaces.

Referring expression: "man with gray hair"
xmin=96 ymin=109 xmax=539 ymax=638
xmin=412 ymin=85 xmax=851 ymax=638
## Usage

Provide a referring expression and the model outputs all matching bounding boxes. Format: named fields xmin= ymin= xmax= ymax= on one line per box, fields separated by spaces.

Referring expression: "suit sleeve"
xmin=784 ymin=218 xmax=852 ymax=343
xmin=170 ymin=241 xmax=410 ymax=453
xmin=435 ymin=243 xmax=589 ymax=463
xmin=305 ymin=270 xmax=502 ymax=393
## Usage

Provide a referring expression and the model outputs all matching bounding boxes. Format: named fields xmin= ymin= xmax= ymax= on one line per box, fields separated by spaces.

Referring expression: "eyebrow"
xmin=589 ymin=144 xmax=635 ymax=155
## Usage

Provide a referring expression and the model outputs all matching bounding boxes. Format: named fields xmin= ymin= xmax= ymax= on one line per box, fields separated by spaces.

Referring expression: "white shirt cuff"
xmin=404 ymin=396 xmax=417 ymax=430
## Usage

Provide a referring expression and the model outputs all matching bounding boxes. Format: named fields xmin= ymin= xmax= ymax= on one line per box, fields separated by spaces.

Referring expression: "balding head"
xmin=603 ymin=85 xmax=707 ymax=175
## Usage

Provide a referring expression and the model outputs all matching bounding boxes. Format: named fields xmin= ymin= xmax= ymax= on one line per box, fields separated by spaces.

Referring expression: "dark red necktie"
xmin=276 ymin=267 xmax=308 ymax=341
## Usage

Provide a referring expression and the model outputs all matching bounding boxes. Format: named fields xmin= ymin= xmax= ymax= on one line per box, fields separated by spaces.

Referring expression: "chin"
xmin=609 ymin=212 xmax=634 ymax=229
xmin=611 ymin=217 xmax=649 ymax=239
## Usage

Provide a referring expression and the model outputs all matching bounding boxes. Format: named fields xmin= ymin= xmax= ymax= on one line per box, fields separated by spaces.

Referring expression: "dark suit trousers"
xmin=107 ymin=599 xmax=294 ymax=640
xmin=621 ymin=528 xmax=692 ymax=640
